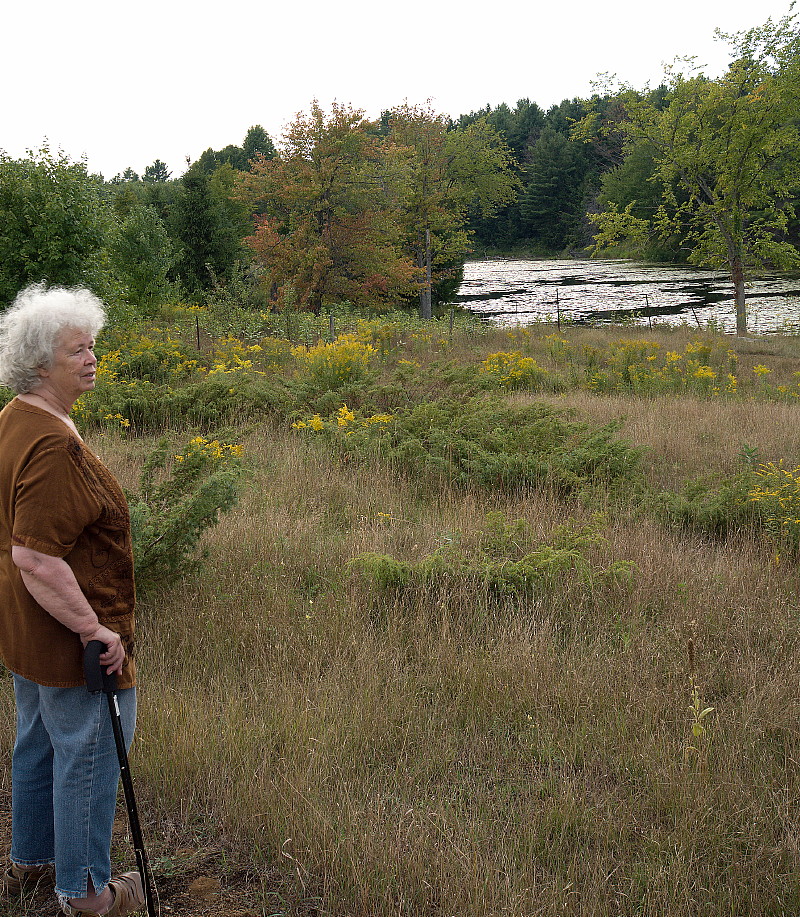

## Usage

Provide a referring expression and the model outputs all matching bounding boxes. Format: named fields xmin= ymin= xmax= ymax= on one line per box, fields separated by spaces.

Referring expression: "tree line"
xmin=1 ymin=9 xmax=798 ymax=332
xmin=0 ymin=107 xmax=517 ymax=321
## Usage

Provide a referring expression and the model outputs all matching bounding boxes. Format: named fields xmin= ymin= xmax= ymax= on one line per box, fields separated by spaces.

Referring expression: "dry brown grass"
xmin=522 ymin=391 xmax=800 ymax=487
xmin=4 ymin=323 xmax=800 ymax=916
xmin=118 ymin=423 xmax=800 ymax=916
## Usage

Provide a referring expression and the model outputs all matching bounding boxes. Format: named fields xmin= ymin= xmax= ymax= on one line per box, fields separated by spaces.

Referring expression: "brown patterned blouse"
xmin=0 ymin=399 xmax=136 ymax=688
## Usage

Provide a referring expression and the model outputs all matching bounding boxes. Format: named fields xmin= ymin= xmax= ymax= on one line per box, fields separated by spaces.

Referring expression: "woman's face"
xmin=39 ymin=328 xmax=97 ymax=403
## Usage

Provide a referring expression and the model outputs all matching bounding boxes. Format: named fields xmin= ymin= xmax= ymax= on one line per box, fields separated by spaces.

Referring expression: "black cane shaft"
xmin=85 ymin=642 xmax=157 ymax=917
xmin=105 ymin=693 xmax=145 ymax=847
xmin=104 ymin=689 xmax=156 ymax=917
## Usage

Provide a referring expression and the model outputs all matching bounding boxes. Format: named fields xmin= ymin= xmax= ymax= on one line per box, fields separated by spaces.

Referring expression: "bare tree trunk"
xmin=418 ymin=228 xmax=432 ymax=320
xmin=721 ymin=211 xmax=747 ymax=336
xmin=732 ymin=256 xmax=746 ymax=335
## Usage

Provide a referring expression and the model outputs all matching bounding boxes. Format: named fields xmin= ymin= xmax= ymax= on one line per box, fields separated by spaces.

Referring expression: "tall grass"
xmin=528 ymin=392 xmax=800 ymax=487
xmin=3 ymin=319 xmax=800 ymax=916
xmin=123 ymin=431 xmax=800 ymax=914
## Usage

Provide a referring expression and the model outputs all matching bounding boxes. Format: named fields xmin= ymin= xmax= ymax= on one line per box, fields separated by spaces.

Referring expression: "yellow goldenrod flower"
xmin=337 ymin=404 xmax=356 ymax=427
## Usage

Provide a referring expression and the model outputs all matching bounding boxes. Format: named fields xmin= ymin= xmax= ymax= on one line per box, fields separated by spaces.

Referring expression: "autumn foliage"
xmin=237 ymin=101 xmax=517 ymax=315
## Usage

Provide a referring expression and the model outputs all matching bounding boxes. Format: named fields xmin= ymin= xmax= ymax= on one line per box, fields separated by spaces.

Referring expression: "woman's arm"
xmin=11 ymin=545 xmax=126 ymax=675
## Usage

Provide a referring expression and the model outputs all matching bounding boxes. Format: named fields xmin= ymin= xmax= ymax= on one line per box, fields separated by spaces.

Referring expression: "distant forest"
xmin=106 ymin=93 xmax=689 ymax=261
xmin=458 ymin=96 xmax=629 ymax=254
xmin=458 ymin=91 xmax=800 ymax=262
xmin=1 ymin=9 xmax=799 ymax=328
xmin=113 ymin=96 xmax=619 ymax=258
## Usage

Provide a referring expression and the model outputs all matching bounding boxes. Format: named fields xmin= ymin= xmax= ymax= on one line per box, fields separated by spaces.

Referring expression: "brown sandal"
xmin=1 ymin=861 xmax=55 ymax=894
xmin=62 ymin=871 xmax=145 ymax=917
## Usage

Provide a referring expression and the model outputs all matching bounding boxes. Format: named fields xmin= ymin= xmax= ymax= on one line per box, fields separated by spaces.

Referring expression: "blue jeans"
xmin=11 ymin=674 xmax=137 ymax=900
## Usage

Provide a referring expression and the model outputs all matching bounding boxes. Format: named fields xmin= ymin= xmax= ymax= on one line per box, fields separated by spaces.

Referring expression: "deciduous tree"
xmin=586 ymin=10 xmax=800 ymax=334
xmin=385 ymin=104 xmax=518 ymax=317
xmin=0 ymin=147 xmax=109 ymax=304
xmin=238 ymin=102 xmax=417 ymax=313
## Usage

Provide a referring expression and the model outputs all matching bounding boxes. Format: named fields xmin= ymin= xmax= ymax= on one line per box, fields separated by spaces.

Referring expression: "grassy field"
xmin=3 ymin=314 xmax=800 ymax=916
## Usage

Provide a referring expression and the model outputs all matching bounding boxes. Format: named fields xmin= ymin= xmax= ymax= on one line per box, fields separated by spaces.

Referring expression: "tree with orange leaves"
xmin=237 ymin=101 xmax=418 ymax=314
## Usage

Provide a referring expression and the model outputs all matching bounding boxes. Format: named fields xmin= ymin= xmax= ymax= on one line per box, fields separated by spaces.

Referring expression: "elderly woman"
xmin=0 ymin=284 xmax=144 ymax=917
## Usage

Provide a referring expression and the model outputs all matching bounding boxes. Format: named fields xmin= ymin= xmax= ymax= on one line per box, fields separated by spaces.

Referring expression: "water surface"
xmin=457 ymin=259 xmax=800 ymax=334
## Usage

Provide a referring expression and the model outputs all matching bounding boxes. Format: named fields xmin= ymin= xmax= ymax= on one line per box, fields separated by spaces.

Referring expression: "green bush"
xmin=97 ymin=333 xmax=202 ymax=384
xmin=77 ymin=374 xmax=293 ymax=433
xmin=346 ymin=552 xmax=412 ymax=592
xmin=292 ymin=336 xmax=376 ymax=394
xmin=653 ymin=469 xmax=759 ymax=536
xmin=321 ymin=397 xmax=643 ymax=495
xmin=480 ymin=351 xmax=554 ymax=391
xmin=349 ymin=512 xmax=636 ymax=598
xmin=128 ymin=435 xmax=245 ymax=593
xmin=584 ymin=338 xmax=740 ymax=397
xmin=748 ymin=462 xmax=800 ymax=555
xmin=163 ymin=376 xmax=293 ymax=428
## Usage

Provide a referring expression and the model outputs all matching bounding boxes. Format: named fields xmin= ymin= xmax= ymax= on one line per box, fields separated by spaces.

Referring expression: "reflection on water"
xmin=456 ymin=259 xmax=800 ymax=334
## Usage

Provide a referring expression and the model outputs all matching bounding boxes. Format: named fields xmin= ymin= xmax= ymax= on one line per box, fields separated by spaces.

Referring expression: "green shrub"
xmin=305 ymin=397 xmax=643 ymax=495
xmin=349 ymin=512 xmax=636 ymax=598
xmin=97 ymin=333 xmax=203 ymax=384
xmin=653 ymin=469 xmax=759 ymax=536
xmin=77 ymin=374 xmax=293 ymax=433
xmin=292 ymin=336 xmax=376 ymax=392
xmin=584 ymin=338 xmax=740 ymax=397
xmin=748 ymin=462 xmax=800 ymax=555
xmin=346 ymin=552 xmax=412 ymax=591
xmin=480 ymin=351 xmax=552 ymax=391
xmin=348 ymin=318 xmax=405 ymax=352
xmin=163 ymin=376 xmax=293 ymax=428
xmin=128 ymin=435 xmax=245 ymax=593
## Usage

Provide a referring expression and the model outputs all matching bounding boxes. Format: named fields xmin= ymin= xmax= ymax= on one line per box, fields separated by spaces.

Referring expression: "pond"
xmin=456 ymin=258 xmax=800 ymax=334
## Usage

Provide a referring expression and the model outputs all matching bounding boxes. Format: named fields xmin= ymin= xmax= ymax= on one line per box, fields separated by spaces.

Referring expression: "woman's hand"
xmin=80 ymin=625 xmax=126 ymax=676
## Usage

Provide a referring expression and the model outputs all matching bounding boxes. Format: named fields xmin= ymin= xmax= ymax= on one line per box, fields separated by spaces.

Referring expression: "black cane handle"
xmin=83 ymin=640 xmax=118 ymax=694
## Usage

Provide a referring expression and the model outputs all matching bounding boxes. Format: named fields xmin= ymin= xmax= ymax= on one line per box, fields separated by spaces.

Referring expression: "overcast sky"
xmin=1 ymin=0 xmax=795 ymax=180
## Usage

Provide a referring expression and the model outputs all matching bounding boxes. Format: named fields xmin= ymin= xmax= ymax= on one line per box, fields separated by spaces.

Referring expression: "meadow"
xmin=2 ymin=304 xmax=800 ymax=916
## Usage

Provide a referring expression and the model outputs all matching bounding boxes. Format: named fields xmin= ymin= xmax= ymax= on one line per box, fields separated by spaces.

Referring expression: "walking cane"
xmin=84 ymin=640 xmax=157 ymax=917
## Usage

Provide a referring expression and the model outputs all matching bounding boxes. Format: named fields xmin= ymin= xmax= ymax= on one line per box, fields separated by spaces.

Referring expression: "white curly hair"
xmin=0 ymin=283 xmax=107 ymax=394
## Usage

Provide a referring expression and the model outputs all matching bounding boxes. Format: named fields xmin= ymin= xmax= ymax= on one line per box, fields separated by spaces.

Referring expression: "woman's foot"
xmin=1 ymin=861 xmax=55 ymax=894
xmin=63 ymin=871 xmax=145 ymax=916
xmin=67 ymin=884 xmax=113 ymax=914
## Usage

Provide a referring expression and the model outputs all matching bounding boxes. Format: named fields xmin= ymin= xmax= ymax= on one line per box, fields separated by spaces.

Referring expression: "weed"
xmin=128 ymin=435 xmax=245 ymax=593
